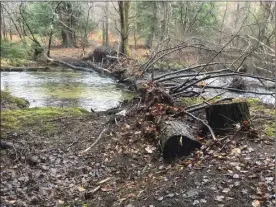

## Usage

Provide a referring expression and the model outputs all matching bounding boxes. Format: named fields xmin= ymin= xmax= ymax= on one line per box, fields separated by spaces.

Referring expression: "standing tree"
xmin=118 ymin=1 xmax=130 ymax=56
xmin=135 ymin=1 xmax=158 ymax=49
xmin=102 ymin=2 xmax=109 ymax=46
xmin=57 ymin=2 xmax=77 ymax=48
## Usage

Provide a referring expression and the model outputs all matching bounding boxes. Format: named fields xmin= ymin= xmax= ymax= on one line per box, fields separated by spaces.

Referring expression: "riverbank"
xmin=0 ymin=92 xmax=275 ymax=207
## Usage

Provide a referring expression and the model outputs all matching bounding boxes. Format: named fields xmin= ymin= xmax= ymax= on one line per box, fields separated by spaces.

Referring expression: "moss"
xmin=179 ymin=96 xmax=223 ymax=107
xmin=246 ymin=98 xmax=261 ymax=106
xmin=1 ymin=107 xmax=89 ymax=132
xmin=1 ymin=91 xmax=30 ymax=110
xmin=263 ymin=121 xmax=275 ymax=137
xmin=153 ymin=61 xmax=185 ymax=70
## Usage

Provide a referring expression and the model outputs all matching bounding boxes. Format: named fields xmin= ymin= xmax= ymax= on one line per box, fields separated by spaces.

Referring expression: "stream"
xmin=1 ymin=71 xmax=134 ymax=111
xmin=1 ymin=71 xmax=275 ymax=112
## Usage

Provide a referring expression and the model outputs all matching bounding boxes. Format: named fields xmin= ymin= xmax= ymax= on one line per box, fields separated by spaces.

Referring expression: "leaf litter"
xmin=0 ymin=104 xmax=275 ymax=207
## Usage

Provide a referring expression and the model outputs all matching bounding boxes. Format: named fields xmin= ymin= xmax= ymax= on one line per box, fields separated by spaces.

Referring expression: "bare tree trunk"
xmin=1 ymin=4 xmax=7 ymax=39
xmin=58 ymin=2 xmax=76 ymax=48
xmin=105 ymin=2 xmax=109 ymax=46
xmin=118 ymin=1 xmax=130 ymax=56
xmin=47 ymin=2 xmax=62 ymax=57
xmin=81 ymin=3 xmax=93 ymax=56
xmin=219 ymin=2 xmax=228 ymax=44
xmin=19 ymin=3 xmax=43 ymax=60
xmin=233 ymin=2 xmax=240 ymax=46
xmin=2 ymin=3 xmax=24 ymax=42
xmin=259 ymin=1 xmax=272 ymax=44
xmin=102 ymin=21 xmax=106 ymax=46
xmin=159 ymin=2 xmax=171 ymax=44
xmin=9 ymin=25 xmax=12 ymax=40
xmin=145 ymin=2 xmax=157 ymax=49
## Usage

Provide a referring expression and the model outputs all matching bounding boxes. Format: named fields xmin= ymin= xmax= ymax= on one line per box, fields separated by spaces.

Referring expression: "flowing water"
xmin=1 ymin=71 xmax=274 ymax=112
xmin=148 ymin=72 xmax=275 ymax=104
xmin=1 ymin=71 xmax=134 ymax=111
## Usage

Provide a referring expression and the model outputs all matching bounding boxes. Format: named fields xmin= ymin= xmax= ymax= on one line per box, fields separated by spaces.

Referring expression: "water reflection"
xmin=1 ymin=71 xmax=133 ymax=111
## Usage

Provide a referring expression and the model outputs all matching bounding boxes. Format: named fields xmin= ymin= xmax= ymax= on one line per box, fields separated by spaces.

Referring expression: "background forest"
xmin=1 ymin=1 xmax=275 ymax=75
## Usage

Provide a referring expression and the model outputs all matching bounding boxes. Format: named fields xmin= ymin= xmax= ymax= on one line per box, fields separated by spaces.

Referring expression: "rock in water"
xmin=229 ymin=77 xmax=246 ymax=90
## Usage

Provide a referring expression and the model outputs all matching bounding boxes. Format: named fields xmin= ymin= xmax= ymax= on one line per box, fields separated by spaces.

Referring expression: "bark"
xmin=2 ymin=4 xmax=24 ymax=42
xmin=259 ymin=1 xmax=272 ymax=44
xmin=159 ymin=119 xmax=201 ymax=161
xmin=47 ymin=2 xmax=62 ymax=57
xmin=61 ymin=29 xmax=76 ymax=48
xmin=118 ymin=1 xmax=130 ymax=56
xmin=205 ymin=102 xmax=250 ymax=131
xmin=58 ymin=2 xmax=76 ymax=48
xmin=144 ymin=2 xmax=157 ymax=49
xmin=104 ymin=2 xmax=109 ymax=46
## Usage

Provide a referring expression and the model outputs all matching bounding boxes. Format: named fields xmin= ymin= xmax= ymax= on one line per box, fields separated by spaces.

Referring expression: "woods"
xmin=0 ymin=1 xmax=275 ymax=207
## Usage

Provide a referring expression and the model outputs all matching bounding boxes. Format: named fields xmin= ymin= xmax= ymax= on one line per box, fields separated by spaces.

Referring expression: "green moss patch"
xmin=179 ymin=96 xmax=223 ymax=107
xmin=153 ymin=60 xmax=185 ymax=70
xmin=1 ymin=107 xmax=89 ymax=133
xmin=263 ymin=121 xmax=275 ymax=137
xmin=1 ymin=91 xmax=30 ymax=110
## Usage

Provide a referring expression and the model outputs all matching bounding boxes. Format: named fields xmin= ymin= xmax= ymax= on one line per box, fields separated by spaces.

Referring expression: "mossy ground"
xmin=1 ymin=91 xmax=30 ymax=110
xmin=0 ymin=93 xmax=274 ymax=206
xmin=1 ymin=107 xmax=89 ymax=135
xmin=1 ymin=91 xmax=89 ymax=135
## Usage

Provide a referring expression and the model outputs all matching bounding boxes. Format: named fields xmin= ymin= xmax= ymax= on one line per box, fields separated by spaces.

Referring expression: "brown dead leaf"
xmin=77 ymin=186 xmax=86 ymax=192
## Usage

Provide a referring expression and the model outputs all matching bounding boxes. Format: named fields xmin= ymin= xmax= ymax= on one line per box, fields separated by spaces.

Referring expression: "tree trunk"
xmin=104 ymin=2 xmax=109 ymax=46
xmin=205 ymin=102 xmax=250 ymax=131
xmin=58 ymin=2 xmax=76 ymax=48
xmin=144 ymin=2 xmax=157 ymax=49
xmin=61 ymin=29 xmax=75 ymax=48
xmin=102 ymin=21 xmax=106 ymax=46
xmin=159 ymin=119 xmax=201 ymax=161
xmin=118 ymin=1 xmax=130 ymax=56
xmin=259 ymin=1 xmax=272 ymax=44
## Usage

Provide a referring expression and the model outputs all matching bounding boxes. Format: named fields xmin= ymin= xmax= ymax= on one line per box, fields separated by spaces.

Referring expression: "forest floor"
xmin=1 ymin=92 xmax=275 ymax=207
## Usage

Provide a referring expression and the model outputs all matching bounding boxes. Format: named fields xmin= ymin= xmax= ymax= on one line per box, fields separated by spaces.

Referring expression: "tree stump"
xmin=205 ymin=101 xmax=250 ymax=130
xmin=159 ymin=120 xmax=202 ymax=161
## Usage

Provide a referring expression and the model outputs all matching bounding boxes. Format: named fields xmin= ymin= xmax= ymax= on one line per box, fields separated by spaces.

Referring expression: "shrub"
xmin=0 ymin=39 xmax=31 ymax=59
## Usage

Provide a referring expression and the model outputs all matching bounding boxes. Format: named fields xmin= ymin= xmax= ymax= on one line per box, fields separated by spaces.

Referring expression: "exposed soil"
xmin=0 ymin=100 xmax=275 ymax=207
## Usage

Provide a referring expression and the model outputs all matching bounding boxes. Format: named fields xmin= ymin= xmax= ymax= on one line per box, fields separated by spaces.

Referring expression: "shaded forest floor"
xmin=1 ymin=94 xmax=275 ymax=207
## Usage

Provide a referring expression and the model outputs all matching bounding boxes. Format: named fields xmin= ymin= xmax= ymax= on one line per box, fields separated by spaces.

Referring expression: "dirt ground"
xmin=0 ymin=100 xmax=275 ymax=207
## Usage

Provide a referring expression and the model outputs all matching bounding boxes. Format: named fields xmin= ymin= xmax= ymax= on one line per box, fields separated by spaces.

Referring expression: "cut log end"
xmin=160 ymin=120 xmax=202 ymax=161
xmin=162 ymin=135 xmax=202 ymax=160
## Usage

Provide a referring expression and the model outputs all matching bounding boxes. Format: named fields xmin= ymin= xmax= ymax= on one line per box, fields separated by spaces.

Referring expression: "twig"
xmin=155 ymin=69 xmax=231 ymax=83
xmin=185 ymin=92 xmax=225 ymax=110
xmin=183 ymin=111 xmax=216 ymax=141
xmin=173 ymin=75 xmax=212 ymax=94
xmin=154 ymin=62 xmax=229 ymax=81
xmin=187 ymin=97 xmax=233 ymax=113
xmin=79 ymin=127 xmax=108 ymax=154
xmin=197 ymin=85 xmax=275 ymax=96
